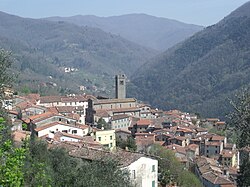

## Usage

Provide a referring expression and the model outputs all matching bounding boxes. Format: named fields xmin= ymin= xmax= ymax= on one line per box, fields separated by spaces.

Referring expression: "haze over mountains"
xmin=46 ymin=14 xmax=203 ymax=51
xmin=129 ymin=2 xmax=250 ymax=118
xmin=0 ymin=11 xmax=158 ymax=95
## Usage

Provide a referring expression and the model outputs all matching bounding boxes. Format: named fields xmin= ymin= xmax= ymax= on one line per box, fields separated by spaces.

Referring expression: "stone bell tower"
xmin=115 ymin=74 xmax=126 ymax=99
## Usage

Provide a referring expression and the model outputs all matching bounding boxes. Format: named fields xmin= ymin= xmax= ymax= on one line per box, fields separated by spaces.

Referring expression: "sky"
xmin=0 ymin=0 xmax=249 ymax=26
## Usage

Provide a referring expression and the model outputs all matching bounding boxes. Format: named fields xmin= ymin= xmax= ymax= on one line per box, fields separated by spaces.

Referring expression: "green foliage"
xmin=22 ymin=123 xmax=28 ymax=131
xmin=228 ymin=88 xmax=250 ymax=148
xmin=97 ymin=118 xmax=111 ymax=130
xmin=0 ymin=49 xmax=13 ymax=99
xmin=23 ymin=139 xmax=52 ymax=187
xmin=228 ymin=88 xmax=250 ymax=186
xmin=208 ymin=127 xmax=225 ymax=136
xmin=149 ymin=144 xmax=201 ymax=187
xmin=116 ymin=136 xmax=137 ymax=152
xmin=0 ymin=116 xmax=26 ymax=187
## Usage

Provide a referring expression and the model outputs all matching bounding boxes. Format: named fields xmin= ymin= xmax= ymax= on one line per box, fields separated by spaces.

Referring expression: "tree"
xmin=97 ymin=118 xmax=111 ymax=130
xmin=116 ymin=136 xmax=137 ymax=152
xmin=0 ymin=49 xmax=13 ymax=100
xmin=149 ymin=144 xmax=201 ymax=187
xmin=0 ymin=117 xmax=27 ymax=187
xmin=0 ymin=49 xmax=27 ymax=186
xmin=228 ymin=88 xmax=250 ymax=186
xmin=228 ymin=88 xmax=250 ymax=148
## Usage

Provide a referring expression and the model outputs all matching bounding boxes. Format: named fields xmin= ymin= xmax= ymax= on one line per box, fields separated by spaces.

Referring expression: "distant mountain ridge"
xmin=0 ymin=11 xmax=157 ymax=95
xmin=129 ymin=2 xmax=250 ymax=118
xmin=45 ymin=14 xmax=203 ymax=51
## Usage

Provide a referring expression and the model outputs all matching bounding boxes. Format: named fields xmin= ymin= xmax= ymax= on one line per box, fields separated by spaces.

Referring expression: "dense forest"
xmin=129 ymin=2 xmax=250 ymax=118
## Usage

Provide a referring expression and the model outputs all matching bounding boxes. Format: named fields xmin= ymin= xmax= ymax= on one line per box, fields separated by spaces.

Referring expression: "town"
xmin=3 ymin=74 xmax=248 ymax=187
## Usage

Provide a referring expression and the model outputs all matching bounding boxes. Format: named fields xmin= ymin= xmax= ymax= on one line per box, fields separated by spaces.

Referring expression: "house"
xmin=135 ymin=132 xmax=155 ymax=152
xmin=205 ymin=141 xmax=223 ymax=157
xmin=115 ymin=129 xmax=132 ymax=142
xmin=168 ymin=136 xmax=190 ymax=147
xmin=129 ymin=119 xmax=151 ymax=136
xmin=22 ymin=105 xmax=47 ymax=118
xmin=110 ymin=114 xmax=130 ymax=130
xmin=214 ymin=121 xmax=226 ymax=130
xmin=68 ymin=146 xmax=158 ymax=187
xmin=138 ymin=104 xmax=153 ymax=119
xmin=34 ymin=121 xmax=89 ymax=137
xmin=195 ymin=156 xmax=235 ymax=187
xmin=36 ymin=95 xmax=89 ymax=109
xmin=220 ymin=150 xmax=237 ymax=168
xmin=154 ymin=129 xmax=173 ymax=143
xmin=122 ymin=153 xmax=158 ymax=187
xmin=166 ymin=144 xmax=187 ymax=161
xmin=93 ymin=129 xmax=116 ymax=150
xmin=93 ymin=109 xmax=111 ymax=124
xmin=55 ymin=106 xmax=86 ymax=124
xmin=175 ymin=127 xmax=194 ymax=137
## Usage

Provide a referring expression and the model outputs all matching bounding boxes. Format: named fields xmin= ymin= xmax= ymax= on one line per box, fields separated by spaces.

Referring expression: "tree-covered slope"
xmin=0 ymin=11 xmax=157 ymax=95
xmin=130 ymin=2 xmax=250 ymax=118
xmin=46 ymin=14 xmax=203 ymax=51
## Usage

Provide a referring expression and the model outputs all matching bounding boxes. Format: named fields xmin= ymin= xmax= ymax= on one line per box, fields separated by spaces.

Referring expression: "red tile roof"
xmin=211 ymin=135 xmax=225 ymax=141
xmin=29 ymin=112 xmax=55 ymax=121
xmin=137 ymin=119 xmax=151 ymax=126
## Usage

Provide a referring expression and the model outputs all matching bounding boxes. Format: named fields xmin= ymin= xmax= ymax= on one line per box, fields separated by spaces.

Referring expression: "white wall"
xmin=60 ymin=136 xmax=80 ymax=142
xmin=125 ymin=157 xmax=158 ymax=187
xmin=37 ymin=124 xmax=84 ymax=137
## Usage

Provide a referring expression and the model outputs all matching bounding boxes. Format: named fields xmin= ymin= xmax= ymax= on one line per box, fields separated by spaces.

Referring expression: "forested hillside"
xmin=46 ymin=14 xmax=203 ymax=51
xmin=0 ymin=11 xmax=156 ymax=96
xmin=130 ymin=2 xmax=250 ymax=118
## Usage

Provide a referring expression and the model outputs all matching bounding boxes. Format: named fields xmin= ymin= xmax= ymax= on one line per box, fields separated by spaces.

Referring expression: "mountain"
xmin=45 ymin=14 xmax=203 ymax=51
xmin=0 ymin=11 xmax=157 ymax=96
xmin=130 ymin=2 xmax=250 ymax=118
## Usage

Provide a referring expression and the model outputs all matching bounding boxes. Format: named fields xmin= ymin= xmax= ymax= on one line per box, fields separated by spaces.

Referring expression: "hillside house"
xmin=111 ymin=114 xmax=130 ymax=130
xmin=68 ymin=147 xmax=158 ymax=187
xmin=34 ymin=121 xmax=89 ymax=137
xmin=93 ymin=129 xmax=116 ymax=150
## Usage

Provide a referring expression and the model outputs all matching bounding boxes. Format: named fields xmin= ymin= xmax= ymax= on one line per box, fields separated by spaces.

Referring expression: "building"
xmin=220 ymin=150 xmax=237 ymax=167
xmin=124 ymin=155 xmax=158 ymax=187
xmin=111 ymin=114 xmax=130 ymax=130
xmin=115 ymin=74 xmax=126 ymax=99
xmin=34 ymin=121 xmax=89 ymax=137
xmin=68 ymin=146 xmax=158 ymax=187
xmin=93 ymin=129 xmax=116 ymax=150
xmin=129 ymin=119 xmax=151 ymax=136
xmin=86 ymin=98 xmax=139 ymax=124
xmin=205 ymin=141 xmax=223 ymax=157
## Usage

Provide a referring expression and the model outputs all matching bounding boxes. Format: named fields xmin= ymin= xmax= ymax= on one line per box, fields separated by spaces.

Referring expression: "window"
xmin=152 ymin=180 xmax=155 ymax=187
xmin=110 ymin=143 xmax=112 ymax=147
xmin=152 ymin=165 xmax=155 ymax=172
xmin=62 ymin=130 xmax=68 ymax=133
xmin=98 ymin=137 xmax=101 ymax=141
xmin=215 ymin=150 xmax=218 ymax=154
xmin=207 ymin=150 xmax=209 ymax=153
xmin=72 ymin=130 xmax=77 ymax=134
xmin=120 ymin=80 xmax=124 ymax=85
xmin=132 ymin=170 xmax=136 ymax=179
xmin=110 ymin=136 xmax=112 ymax=140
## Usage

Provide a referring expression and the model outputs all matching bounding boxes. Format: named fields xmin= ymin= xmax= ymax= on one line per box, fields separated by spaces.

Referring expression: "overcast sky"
xmin=0 ymin=0 xmax=249 ymax=26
